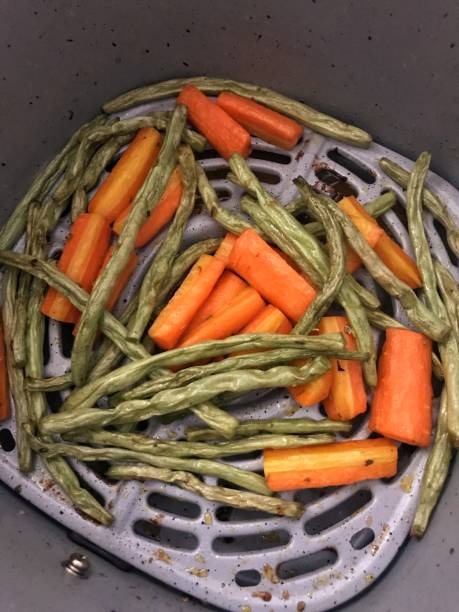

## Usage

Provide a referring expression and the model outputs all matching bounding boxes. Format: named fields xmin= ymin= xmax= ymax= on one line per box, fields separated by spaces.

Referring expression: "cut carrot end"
xmin=369 ymin=328 xmax=432 ymax=447
xmin=264 ymin=438 xmax=398 ymax=491
xmin=289 ymin=359 xmax=333 ymax=406
xmin=214 ymin=233 xmax=238 ymax=264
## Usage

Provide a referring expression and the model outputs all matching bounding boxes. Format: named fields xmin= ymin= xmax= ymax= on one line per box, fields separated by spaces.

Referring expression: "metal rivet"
xmin=63 ymin=552 xmax=90 ymax=578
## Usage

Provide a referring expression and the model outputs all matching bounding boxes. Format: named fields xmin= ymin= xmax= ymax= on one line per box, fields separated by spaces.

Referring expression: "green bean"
xmin=2 ymin=269 xmax=32 ymax=472
xmin=292 ymin=198 xmax=345 ymax=335
xmin=411 ymin=390 xmax=453 ymax=537
xmin=71 ymin=105 xmax=187 ymax=386
xmin=41 ymin=357 xmax=331 ymax=435
xmin=287 ymin=190 xmax=397 ymax=237
xmin=0 ymin=251 xmax=151 ymax=363
xmin=233 ymin=156 xmax=377 ymax=386
xmin=70 ymin=187 xmax=88 ymax=222
xmin=103 ymin=77 xmax=372 ymax=147
xmin=81 ymin=134 xmax=133 ymax=191
xmin=30 ymin=438 xmax=271 ymax=496
xmin=59 ymin=334 xmax=343 ymax=415
xmin=435 ymin=263 xmax=459 ymax=340
xmin=295 ymin=178 xmax=450 ymax=343
xmin=187 ymin=416 xmax=351 ymax=441
xmin=0 ymin=115 xmax=105 ymax=251
xmin=107 ymin=464 xmax=304 ymax=518
xmin=66 ymin=429 xmax=334 ymax=459
xmin=43 ymin=455 xmax=112 ymax=525
xmin=379 ymin=157 xmax=459 ymax=258
xmin=190 ymin=402 xmax=239 ymax=439
xmin=27 ymin=374 xmax=73 ymax=392
xmin=344 ymin=276 xmax=380 ymax=311
xmin=118 ymin=347 xmax=332 ymax=402
xmin=129 ymin=145 xmax=197 ymax=340
xmin=196 ymin=164 xmax=254 ymax=235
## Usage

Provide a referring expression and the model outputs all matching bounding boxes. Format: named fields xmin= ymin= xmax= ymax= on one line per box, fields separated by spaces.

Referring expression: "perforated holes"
xmin=147 ymin=492 xmax=201 ymax=519
xmin=276 ymin=548 xmax=338 ymax=581
xmin=327 ymin=149 xmax=376 ymax=184
xmin=250 ymin=149 xmax=291 ymax=165
xmin=43 ymin=318 xmax=51 ymax=365
xmin=0 ymin=429 xmax=15 ymax=452
xmin=195 ymin=148 xmax=219 ymax=161
xmin=133 ymin=520 xmax=198 ymax=551
xmin=235 ymin=569 xmax=261 ymax=587
xmin=313 ymin=163 xmax=358 ymax=200
xmin=350 ymin=527 xmax=375 ymax=550
xmin=294 ymin=487 xmax=338 ymax=506
xmin=215 ymin=506 xmax=273 ymax=523
xmin=304 ymin=489 xmax=372 ymax=535
xmin=46 ymin=391 xmax=64 ymax=413
xmin=212 ymin=530 xmax=290 ymax=554
xmin=59 ymin=323 xmax=75 ymax=358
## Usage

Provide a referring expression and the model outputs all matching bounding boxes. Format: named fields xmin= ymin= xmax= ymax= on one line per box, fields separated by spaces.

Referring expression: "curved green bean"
xmin=72 ymin=105 xmax=187 ymax=386
xmin=379 ymin=157 xmax=459 ymax=258
xmin=102 ymin=77 xmax=372 ymax=147
xmin=41 ymin=357 xmax=331 ymax=435
xmin=107 ymin=464 xmax=304 ymax=518
xmin=190 ymin=402 xmax=239 ymax=438
xmin=81 ymin=134 xmax=132 ymax=191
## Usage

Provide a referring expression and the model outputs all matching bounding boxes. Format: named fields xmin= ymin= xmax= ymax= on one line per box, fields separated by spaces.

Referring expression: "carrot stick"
xmin=184 ymin=270 xmax=247 ymax=337
xmin=178 ymin=287 xmax=265 ymax=347
xmin=216 ymin=91 xmax=303 ymax=150
xmin=88 ymin=127 xmax=161 ymax=223
xmin=241 ymin=304 xmax=292 ymax=335
xmin=228 ymin=229 xmax=316 ymax=322
xmin=149 ymin=254 xmax=225 ymax=349
xmin=338 ymin=196 xmax=384 ymax=273
xmin=289 ymin=327 xmax=332 ymax=407
xmin=177 ymin=85 xmax=251 ymax=160
xmin=374 ymin=233 xmax=422 ymax=288
xmin=0 ymin=314 xmax=10 ymax=422
xmin=214 ymin=233 xmax=238 ymax=264
xmin=369 ymin=328 xmax=432 ymax=446
xmin=113 ymin=166 xmax=183 ymax=247
xmin=264 ymin=439 xmax=398 ymax=491
xmin=319 ymin=316 xmax=367 ymax=420
xmin=41 ymin=213 xmax=111 ymax=323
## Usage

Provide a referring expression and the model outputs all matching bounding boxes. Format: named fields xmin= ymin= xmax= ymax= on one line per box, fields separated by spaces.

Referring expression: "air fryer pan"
xmin=0 ymin=3 xmax=458 ymax=610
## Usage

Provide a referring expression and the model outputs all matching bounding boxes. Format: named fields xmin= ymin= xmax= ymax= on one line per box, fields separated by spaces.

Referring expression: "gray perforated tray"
xmin=1 ymin=97 xmax=458 ymax=612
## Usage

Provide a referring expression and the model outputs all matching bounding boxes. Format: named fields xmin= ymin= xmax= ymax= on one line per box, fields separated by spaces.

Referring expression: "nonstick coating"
xmin=0 ymin=2 xmax=458 ymax=612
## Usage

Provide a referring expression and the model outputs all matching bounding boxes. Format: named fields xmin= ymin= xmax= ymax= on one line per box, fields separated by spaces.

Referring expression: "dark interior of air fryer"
xmin=0 ymin=2 xmax=458 ymax=612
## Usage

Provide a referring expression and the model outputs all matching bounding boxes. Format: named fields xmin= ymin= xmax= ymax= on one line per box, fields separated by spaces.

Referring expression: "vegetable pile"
xmin=0 ymin=77 xmax=457 ymax=539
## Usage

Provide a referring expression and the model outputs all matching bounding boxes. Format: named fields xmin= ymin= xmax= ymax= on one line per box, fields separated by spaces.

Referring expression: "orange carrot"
xmin=241 ymin=304 xmax=292 ymax=335
xmin=369 ymin=328 xmax=432 ymax=446
xmin=214 ymin=233 xmax=238 ymax=264
xmin=184 ymin=271 xmax=247 ymax=337
xmin=149 ymin=255 xmax=225 ymax=349
xmin=228 ymin=229 xmax=316 ymax=322
xmin=338 ymin=196 xmax=384 ymax=273
xmin=113 ymin=166 xmax=183 ymax=247
xmin=264 ymin=439 xmax=398 ymax=491
xmin=374 ymin=233 xmax=422 ymax=288
xmin=88 ymin=127 xmax=161 ymax=223
xmin=0 ymin=315 xmax=10 ymax=422
xmin=274 ymin=248 xmax=314 ymax=286
xmin=177 ymin=85 xmax=251 ymax=160
xmin=178 ymin=287 xmax=265 ymax=348
xmin=288 ymin=327 xmax=332 ymax=407
xmin=41 ymin=213 xmax=111 ymax=323
xmin=216 ymin=91 xmax=303 ymax=150
xmin=319 ymin=316 xmax=367 ymax=421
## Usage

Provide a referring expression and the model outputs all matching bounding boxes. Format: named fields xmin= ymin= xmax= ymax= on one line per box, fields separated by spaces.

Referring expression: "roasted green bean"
xmin=66 ymin=429 xmax=334 ymax=458
xmin=31 ymin=438 xmax=271 ymax=496
xmin=71 ymin=105 xmax=187 ymax=386
xmin=70 ymin=187 xmax=88 ymax=222
xmin=411 ymin=390 xmax=453 ymax=537
xmin=189 ymin=402 xmax=239 ymax=438
xmin=103 ymin=77 xmax=372 ymax=147
xmin=81 ymin=134 xmax=132 ymax=191
xmin=295 ymin=178 xmax=450 ymax=343
xmin=107 ymin=464 xmax=304 ymax=518
xmin=41 ymin=357 xmax=331 ymax=434
xmin=379 ymin=157 xmax=459 ymax=258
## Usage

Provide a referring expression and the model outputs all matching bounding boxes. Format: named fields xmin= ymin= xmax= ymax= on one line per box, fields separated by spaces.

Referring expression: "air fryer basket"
xmin=0 ymin=2 xmax=458 ymax=612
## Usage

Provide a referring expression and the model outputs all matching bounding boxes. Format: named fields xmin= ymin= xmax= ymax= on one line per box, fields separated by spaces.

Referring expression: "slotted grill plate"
xmin=1 ymin=97 xmax=458 ymax=612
